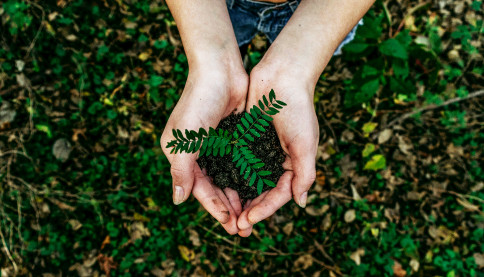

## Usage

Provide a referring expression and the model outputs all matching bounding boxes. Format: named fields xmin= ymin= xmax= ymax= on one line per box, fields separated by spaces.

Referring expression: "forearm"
xmin=166 ymin=0 xmax=243 ymax=71
xmin=260 ymin=0 xmax=375 ymax=85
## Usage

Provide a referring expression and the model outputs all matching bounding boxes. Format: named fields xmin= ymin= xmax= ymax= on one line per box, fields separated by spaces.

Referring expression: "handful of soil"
xmin=197 ymin=113 xmax=286 ymax=200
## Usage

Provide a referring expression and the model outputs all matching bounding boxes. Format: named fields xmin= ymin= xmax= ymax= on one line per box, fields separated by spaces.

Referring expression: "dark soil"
xmin=197 ymin=113 xmax=286 ymax=200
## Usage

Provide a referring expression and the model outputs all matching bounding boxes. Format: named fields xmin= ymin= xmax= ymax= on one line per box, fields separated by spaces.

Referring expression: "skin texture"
xmin=161 ymin=0 xmax=375 ymax=236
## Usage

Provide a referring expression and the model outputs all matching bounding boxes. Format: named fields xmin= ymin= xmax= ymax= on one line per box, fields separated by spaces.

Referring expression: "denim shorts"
xmin=226 ymin=0 xmax=363 ymax=56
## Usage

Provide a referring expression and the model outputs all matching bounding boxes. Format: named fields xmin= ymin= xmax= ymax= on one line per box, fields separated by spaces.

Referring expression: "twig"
xmin=386 ymin=89 xmax=484 ymax=129
xmin=0 ymin=212 xmax=19 ymax=274
xmin=24 ymin=1 xmax=46 ymax=58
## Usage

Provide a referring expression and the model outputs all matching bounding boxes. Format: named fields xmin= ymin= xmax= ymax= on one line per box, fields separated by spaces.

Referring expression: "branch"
xmin=386 ymin=89 xmax=484 ymax=129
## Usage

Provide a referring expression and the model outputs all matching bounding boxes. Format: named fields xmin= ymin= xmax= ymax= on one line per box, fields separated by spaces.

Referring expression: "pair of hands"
xmin=160 ymin=58 xmax=319 ymax=237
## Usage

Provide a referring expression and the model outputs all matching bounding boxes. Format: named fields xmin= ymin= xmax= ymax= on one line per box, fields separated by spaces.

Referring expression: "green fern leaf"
xmin=240 ymin=162 xmax=248 ymax=175
xmin=185 ymin=130 xmax=193 ymax=140
xmin=209 ymin=127 xmax=216 ymax=136
xmin=237 ymin=139 xmax=248 ymax=146
xmin=177 ymin=130 xmax=186 ymax=141
xmin=272 ymin=103 xmax=283 ymax=109
xmin=258 ymin=100 xmax=264 ymax=110
xmin=258 ymin=119 xmax=269 ymax=127
xmin=170 ymin=147 xmax=175 ymax=154
xmin=254 ymin=123 xmax=265 ymax=132
xmin=261 ymin=114 xmax=273 ymax=122
xmin=199 ymin=139 xmax=208 ymax=156
xmin=241 ymin=118 xmax=249 ymax=129
xmin=206 ymin=145 xmax=212 ymax=156
xmin=236 ymin=158 xmax=244 ymax=168
xmin=253 ymin=162 xmax=265 ymax=169
xmin=243 ymin=168 xmax=250 ymax=180
xmin=248 ymin=158 xmax=261 ymax=164
xmin=208 ymin=137 xmax=215 ymax=147
xmin=257 ymin=179 xmax=263 ymax=195
xmin=244 ymin=133 xmax=254 ymax=142
xmin=237 ymin=124 xmax=244 ymax=134
xmin=249 ymin=129 xmax=260 ymax=137
xmin=233 ymin=130 xmax=239 ymax=139
xmin=199 ymin=127 xmax=208 ymax=137
xmin=220 ymin=145 xmax=225 ymax=157
xmin=188 ymin=141 xmax=195 ymax=152
xmin=276 ymin=100 xmax=287 ymax=106
xmin=226 ymin=145 xmax=232 ymax=155
xmin=194 ymin=139 xmax=202 ymax=152
xmin=269 ymin=89 xmax=275 ymax=102
xmin=166 ymin=140 xmax=177 ymax=148
xmin=263 ymin=179 xmax=276 ymax=187
xmin=263 ymin=95 xmax=269 ymax=107
xmin=172 ymin=129 xmax=178 ymax=139
xmin=258 ymin=171 xmax=271 ymax=176
xmin=244 ymin=112 xmax=253 ymax=123
xmin=249 ymin=173 xmax=257 ymax=187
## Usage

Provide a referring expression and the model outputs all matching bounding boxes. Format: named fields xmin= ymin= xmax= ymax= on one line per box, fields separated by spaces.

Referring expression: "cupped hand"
xmin=237 ymin=62 xmax=319 ymax=237
xmin=160 ymin=67 xmax=248 ymax=235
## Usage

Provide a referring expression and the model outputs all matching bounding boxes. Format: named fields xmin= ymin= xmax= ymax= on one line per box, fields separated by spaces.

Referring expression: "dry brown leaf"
xmin=293 ymin=254 xmax=313 ymax=271
xmin=283 ymin=222 xmax=294 ymax=236
xmin=189 ymin=229 xmax=201 ymax=247
xmin=350 ymin=248 xmax=365 ymax=265
xmin=392 ymin=259 xmax=406 ymax=277
xmin=344 ymin=209 xmax=356 ymax=223
xmin=473 ymin=253 xmax=484 ymax=268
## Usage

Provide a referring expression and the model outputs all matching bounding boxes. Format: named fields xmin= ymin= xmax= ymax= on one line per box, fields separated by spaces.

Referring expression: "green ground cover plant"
xmin=0 ymin=0 xmax=483 ymax=276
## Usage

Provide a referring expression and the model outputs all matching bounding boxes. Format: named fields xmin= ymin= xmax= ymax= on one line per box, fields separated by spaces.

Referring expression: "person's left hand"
xmin=236 ymin=59 xmax=320 ymax=237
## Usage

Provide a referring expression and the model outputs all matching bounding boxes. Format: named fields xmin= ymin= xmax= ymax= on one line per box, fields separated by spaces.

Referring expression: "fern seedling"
xmin=166 ymin=89 xmax=287 ymax=195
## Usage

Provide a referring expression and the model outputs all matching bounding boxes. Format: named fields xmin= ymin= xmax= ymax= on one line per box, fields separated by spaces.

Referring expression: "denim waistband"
xmin=227 ymin=0 xmax=300 ymax=13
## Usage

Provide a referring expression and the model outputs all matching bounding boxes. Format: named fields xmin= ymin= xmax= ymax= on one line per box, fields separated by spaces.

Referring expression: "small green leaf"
xmin=253 ymin=162 xmax=265 ymax=169
xmin=237 ymin=124 xmax=244 ymax=133
xmin=263 ymin=179 xmax=276 ymax=187
xmin=266 ymin=109 xmax=277 ymax=115
xmin=362 ymin=122 xmax=378 ymax=137
xmin=198 ymin=127 xmax=207 ymax=137
xmin=258 ymin=100 xmax=264 ymax=110
xmin=194 ymin=139 xmax=202 ymax=152
xmin=257 ymin=179 xmax=263 ymax=195
xmin=272 ymin=103 xmax=282 ymax=109
xmin=220 ymin=145 xmax=225 ymax=157
xmin=244 ymin=112 xmax=253 ymax=123
xmin=241 ymin=118 xmax=249 ymax=129
xmin=249 ymin=129 xmax=260 ymax=137
xmin=269 ymin=89 xmax=275 ymax=102
xmin=237 ymin=139 xmax=248 ymax=146
xmin=258 ymin=119 xmax=269 ymax=127
xmin=172 ymin=129 xmax=178 ymax=139
xmin=166 ymin=140 xmax=177 ymax=148
xmin=209 ymin=127 xmax=216 ymax=136
xmin=226 ymin=145 xmax=232 ymax=155
xmin=248 ymin=158 xmax=261 ymax=164
xmin=254 ymin=124 xmax=265 ymax=132
xmin=362 ymin=143 xmax=376 ymax=158
xmin=236 ymin=158 xmax=244 ymax=168
xmin=263 ymin=95 xmax=269 ymax=107
xmin=276 ymin=100 xmax=287 ymax=106
xmin=240 ymin=162 xmax=248 ymax=175
xmin=258 ymin=171 xmax=271 ymax=176
xmin=177 ymin=130 xmax=186 ymax=141
xmin=261 ymin=114 xmax=273 ymax=122
xmin=244 ymin=133 xmax=254 ymax=142
xmin=185 ymin=129 xmax=194 ymax=140
xmin=253 ymin=105 xmax=262 ymax=115
xmin=208 ymin=137 xmax=215 ymax=147
xmin=243 ymin=168 xmax=250 ymax=180
xmin=249 ymin=173 xmax=257 ymax=186
xmin=364 ymin=154 xmax=387 ymax=171
xmin=188 ymin=141 xmax=195 ymax=152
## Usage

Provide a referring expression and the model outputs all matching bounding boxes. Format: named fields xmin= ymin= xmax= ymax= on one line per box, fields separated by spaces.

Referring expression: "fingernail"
xmin=173 ymin=186 xmax=184 ymax=205
xmin=299 ymin=191 xmax=308 ymax=208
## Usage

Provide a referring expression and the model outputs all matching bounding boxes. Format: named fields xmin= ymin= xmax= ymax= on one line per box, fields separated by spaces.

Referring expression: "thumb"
xmin=289 ymin=141 xmax=317 ymax=208
xmin=170 ymin=154 xmax=196 ymax=205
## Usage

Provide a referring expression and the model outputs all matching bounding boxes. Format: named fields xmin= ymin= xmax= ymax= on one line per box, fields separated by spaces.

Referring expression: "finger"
xmin=237 ymin=190 xmax=270 ymax=230
xmin=246 ymin=171 xmax=293 ymax=225
xmin=213 ymin=186 xmax=239 ymax=235
xmin=192 ymin=167 xmax=231 ymax=225
xmin=224 ymin=188 xmax=242 ymax=217
xmin=170 ymin=154 xmax=196 ymax=205
xmin=238 ymin=226 xmax=253 ymax=237
xmin=288 ymin=140 xmax=317 ymax=208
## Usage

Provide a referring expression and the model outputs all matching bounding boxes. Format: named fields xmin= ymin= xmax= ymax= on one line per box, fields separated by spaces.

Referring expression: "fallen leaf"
xmin=378 ymin=129 xmax=393 ymax=144
xmin=473 ymin=253 xmax=484 ymax=268
xmin=344 ymin=209 xmax=356 ymax=223
xmin=189 ymin=229 xmax=201 ymax=247
xmin=53 ymin=138 xmax=72 ymax=162
xmin=178 ymin=245 xmax=195 ymax=262
xmin=410 ymin=259 xmax=419 ymax=272
xmin=392 ymin=259 xmax=406 ymax=277
xmin=350 ymin=248 xmax=365 ymax=265
xmin=283 ymin=222 xmax=294 ymax=235
xmin=364 ymin=154 xmax=387 ymax=171
xmin=293 ymin=254 xmax=313 ymax=271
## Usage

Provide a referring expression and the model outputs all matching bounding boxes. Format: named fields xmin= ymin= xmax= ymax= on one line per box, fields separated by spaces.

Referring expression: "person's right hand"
xmin=160 ymin=65 xmax=248 ymax=235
